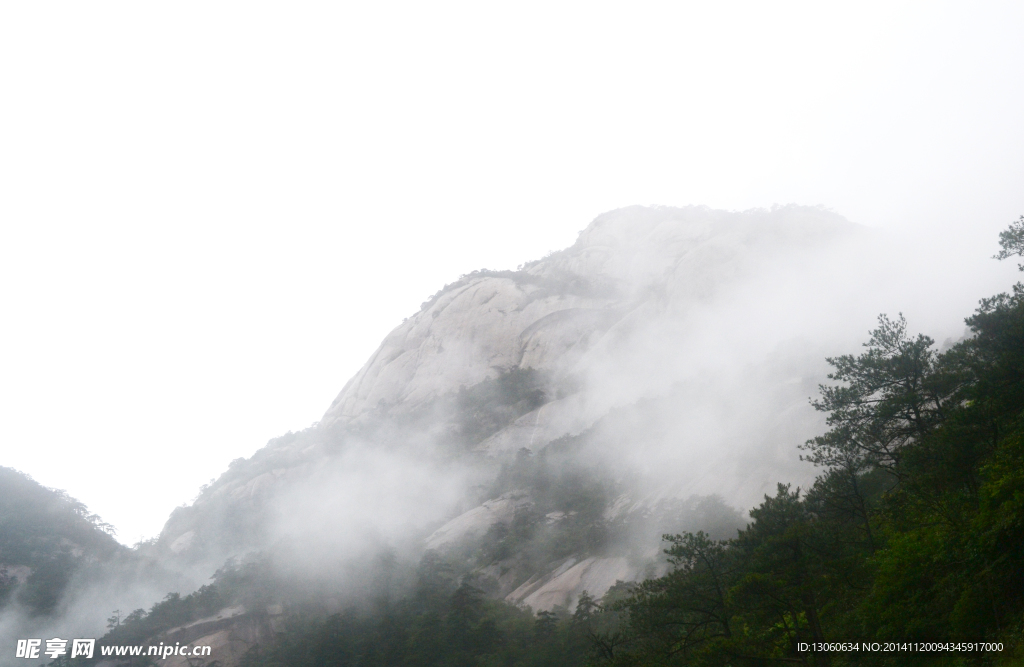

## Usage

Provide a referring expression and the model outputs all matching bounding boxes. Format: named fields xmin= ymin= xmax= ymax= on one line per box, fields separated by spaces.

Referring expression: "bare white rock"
xmin=168 ymin=530 xmax=195 ymax=554
xmin=424 ymin=491 xmax=532 ymax=551
xmin=506 ymin=556 xmax=637 ymax=612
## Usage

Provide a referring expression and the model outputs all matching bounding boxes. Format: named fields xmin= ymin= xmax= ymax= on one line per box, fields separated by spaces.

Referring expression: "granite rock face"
xmin=424 ymin=491 xmax=533 ymax=551
xmin=317 ymin=205 xmax=854 ymax=499
xmin=321 ymin=278 xmax=614 ymax=426
xmin=506 ymin=557 xmax=638 ymax=612
xmin=323 ymin=204 xmax=854 ymax=433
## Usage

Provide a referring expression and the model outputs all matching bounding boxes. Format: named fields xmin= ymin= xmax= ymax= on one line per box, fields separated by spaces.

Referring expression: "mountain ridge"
xmin=144 ymin=204 xmax=859 ymax=622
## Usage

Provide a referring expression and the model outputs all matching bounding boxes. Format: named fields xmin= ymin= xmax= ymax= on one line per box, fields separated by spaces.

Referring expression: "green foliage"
xmin=237 ymin=563 xmax=609 ymax=667
xmin=618 ymin=531 xmax=739 ymax=664
xmin=801 ymin=313 xmax=953 ymax=476
xmin=478 ymin=442 xmax=617 ymax=567
xmin=994 ymin=214 xmax=1024 ymax=270
xmin=98 ymin=583 xmax=226 ymax=648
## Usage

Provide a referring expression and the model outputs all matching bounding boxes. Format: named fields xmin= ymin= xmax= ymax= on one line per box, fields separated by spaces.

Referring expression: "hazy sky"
xmin=2 ymin=2 xmax=1023 ymax=543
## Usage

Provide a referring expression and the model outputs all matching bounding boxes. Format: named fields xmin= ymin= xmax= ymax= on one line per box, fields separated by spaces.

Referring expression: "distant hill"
xmin=0 ymin=466 xmax=122 ymax=617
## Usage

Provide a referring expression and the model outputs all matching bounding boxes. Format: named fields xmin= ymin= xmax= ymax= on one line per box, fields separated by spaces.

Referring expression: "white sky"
xmin=2 ymin=1 xmax=1023 ymax=544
